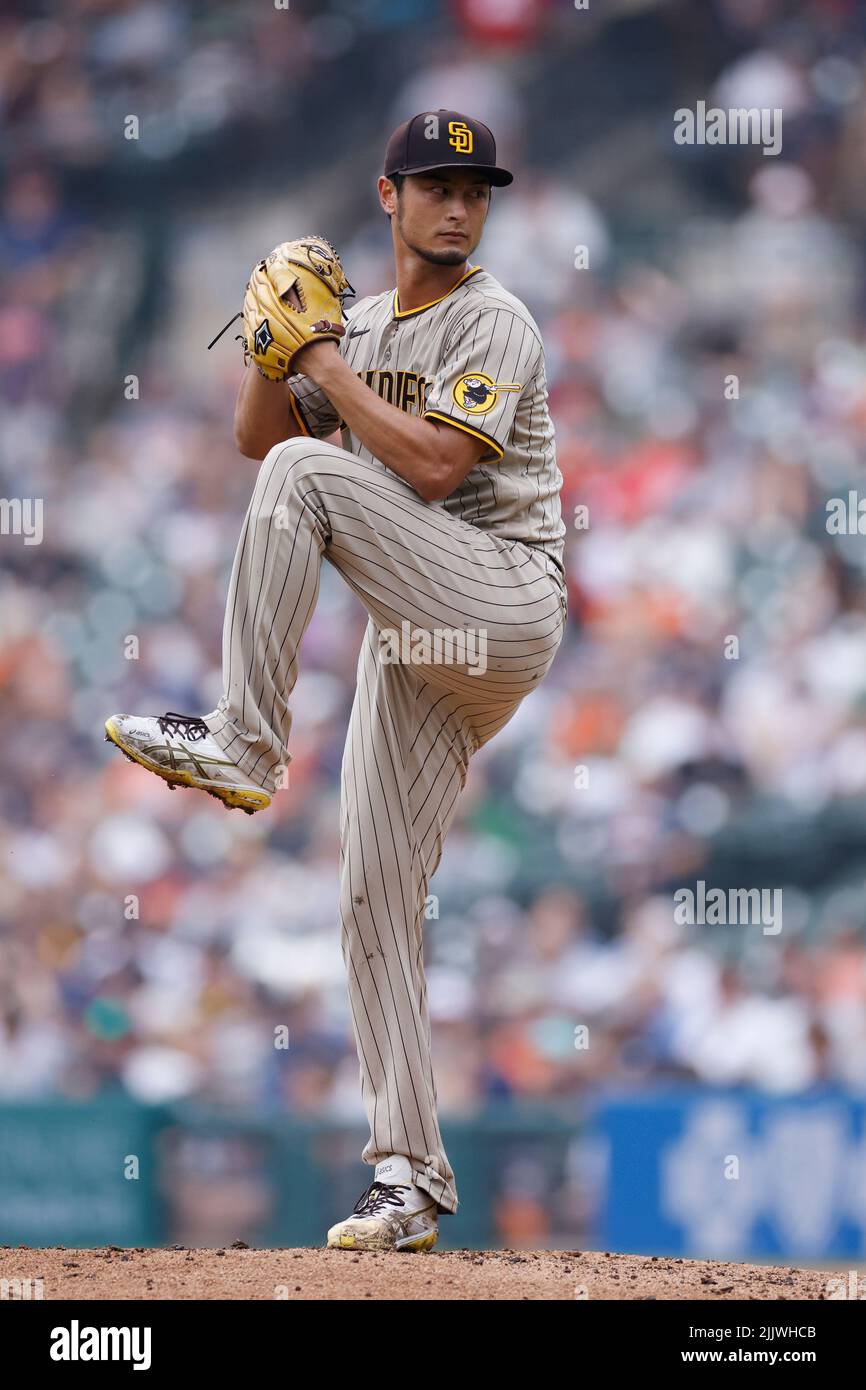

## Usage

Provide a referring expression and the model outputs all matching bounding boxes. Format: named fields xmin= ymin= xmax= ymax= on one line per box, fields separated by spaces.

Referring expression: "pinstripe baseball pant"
xmin=205 ymin=437 xmax=567 ymax=1214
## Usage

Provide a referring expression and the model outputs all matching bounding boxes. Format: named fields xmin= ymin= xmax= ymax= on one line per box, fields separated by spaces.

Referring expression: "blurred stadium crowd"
xmin=2 ymin=0 xmax=866 ymax=1130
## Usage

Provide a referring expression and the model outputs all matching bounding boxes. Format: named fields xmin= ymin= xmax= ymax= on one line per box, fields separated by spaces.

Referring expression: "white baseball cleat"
xmin=104 ymin=711 xmax=271 ymax=814
xmin=326 ymin=1155 xmax=439 ymax=1252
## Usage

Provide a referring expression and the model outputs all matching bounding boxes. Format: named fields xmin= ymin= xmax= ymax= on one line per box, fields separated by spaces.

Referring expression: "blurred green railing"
xmin=0 ymin=1097 xmax=583 ymax=1250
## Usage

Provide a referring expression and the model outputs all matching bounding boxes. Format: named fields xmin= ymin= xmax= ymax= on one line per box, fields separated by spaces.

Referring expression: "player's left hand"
xmin=242 ymin=236 xmax=354 ymax=382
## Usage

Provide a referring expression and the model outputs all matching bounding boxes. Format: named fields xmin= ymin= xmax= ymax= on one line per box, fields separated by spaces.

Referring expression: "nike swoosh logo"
xmin=349 ymin=327 xmax=370 ymax=339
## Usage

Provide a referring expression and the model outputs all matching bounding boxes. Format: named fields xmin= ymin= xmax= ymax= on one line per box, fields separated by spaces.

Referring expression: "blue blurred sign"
xmin=594 ymin=1088 xmax=866 ymax=1259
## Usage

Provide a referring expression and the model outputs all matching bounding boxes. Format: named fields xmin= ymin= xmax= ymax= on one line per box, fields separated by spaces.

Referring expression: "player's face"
xmin=392 ymin=170 xmax=491 ymax=266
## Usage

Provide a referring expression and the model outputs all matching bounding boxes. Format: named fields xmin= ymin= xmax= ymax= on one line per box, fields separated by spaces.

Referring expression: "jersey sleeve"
xmin=286 ymin=298 xmax=364 ymax=438
xmin=421 ymin=305 xmax=541 ymax=461
xmin=286 ymin=372 xmax=342 ymax=439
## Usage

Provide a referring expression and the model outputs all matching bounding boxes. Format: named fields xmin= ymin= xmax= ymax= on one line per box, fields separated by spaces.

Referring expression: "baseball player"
xmin=105 ymin=109 xmax=567 ymax=1252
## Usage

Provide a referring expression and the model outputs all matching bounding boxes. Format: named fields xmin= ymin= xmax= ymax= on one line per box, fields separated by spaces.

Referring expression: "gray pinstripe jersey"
xmin=287 ymin=265 xmax=566 ymax=575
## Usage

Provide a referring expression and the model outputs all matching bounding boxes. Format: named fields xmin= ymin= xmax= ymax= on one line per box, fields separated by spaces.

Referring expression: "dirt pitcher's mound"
xmin=0 ymin=1246 xmax=840 ymax=1300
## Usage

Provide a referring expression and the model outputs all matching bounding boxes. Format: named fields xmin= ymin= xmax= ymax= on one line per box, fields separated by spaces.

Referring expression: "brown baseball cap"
xmin=384 ymin=109 xmax=513 ymax=187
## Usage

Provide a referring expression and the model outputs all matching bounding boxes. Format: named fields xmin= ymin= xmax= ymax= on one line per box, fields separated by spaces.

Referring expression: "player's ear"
xmin=379 ymin=175 xmax=400 ymax=221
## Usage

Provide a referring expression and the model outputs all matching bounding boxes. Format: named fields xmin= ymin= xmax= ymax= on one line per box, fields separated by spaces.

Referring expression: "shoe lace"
xmin=352 ymin=1180 xmax=410 ymax=1217
xmin=157 ymin=712 xmax=210 ymax=741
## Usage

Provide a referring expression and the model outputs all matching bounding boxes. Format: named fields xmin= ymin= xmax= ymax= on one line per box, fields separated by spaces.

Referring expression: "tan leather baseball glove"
xmin=242 ymin=236 xmax=354 ymax=381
